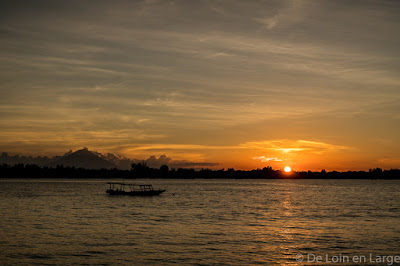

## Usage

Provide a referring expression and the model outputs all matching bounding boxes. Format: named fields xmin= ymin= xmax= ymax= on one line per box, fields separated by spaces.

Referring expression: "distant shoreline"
xmin=1 ymin=163 xmax=399 ymax=179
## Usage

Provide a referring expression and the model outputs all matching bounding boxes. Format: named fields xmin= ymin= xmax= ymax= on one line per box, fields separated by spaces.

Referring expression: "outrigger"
xmin=106 ymin=182 xmax=166 ymax=196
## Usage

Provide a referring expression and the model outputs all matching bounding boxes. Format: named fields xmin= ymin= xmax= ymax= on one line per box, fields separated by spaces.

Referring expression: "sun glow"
xmin=284 ymin=166 xmax=292 ymax=173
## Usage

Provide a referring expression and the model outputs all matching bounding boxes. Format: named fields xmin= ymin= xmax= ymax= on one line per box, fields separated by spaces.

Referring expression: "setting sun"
xmin=284 ymin=166 xmax=292 ymax=173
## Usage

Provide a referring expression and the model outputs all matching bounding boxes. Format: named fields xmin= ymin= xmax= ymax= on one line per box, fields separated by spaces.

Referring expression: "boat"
xmin=106 ymin=182 xmax=166 ymax=196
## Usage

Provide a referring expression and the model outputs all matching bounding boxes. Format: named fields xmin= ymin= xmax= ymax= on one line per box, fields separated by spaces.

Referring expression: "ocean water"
xmin=0 ymin=179 xmax=399 ymax=265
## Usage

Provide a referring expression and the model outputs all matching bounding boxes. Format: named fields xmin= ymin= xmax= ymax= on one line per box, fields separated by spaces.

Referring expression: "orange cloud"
xmin=252 ymin=156 xmax=283 ymax=162
xmin=242 ymin=139 xmax=349 ymax=155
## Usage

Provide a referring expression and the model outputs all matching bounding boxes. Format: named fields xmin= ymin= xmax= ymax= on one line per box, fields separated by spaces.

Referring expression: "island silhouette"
xmin=0 ymin=148 xmax=399 ymax=179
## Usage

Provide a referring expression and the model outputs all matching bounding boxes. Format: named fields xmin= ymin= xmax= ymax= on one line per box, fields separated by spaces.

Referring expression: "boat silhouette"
xmin=106 ymin=182 xmax=166 ymax=196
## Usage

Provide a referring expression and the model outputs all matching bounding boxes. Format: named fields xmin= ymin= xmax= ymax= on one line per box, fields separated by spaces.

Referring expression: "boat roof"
xmin=107 ymin=182 xmax=153 ymax=186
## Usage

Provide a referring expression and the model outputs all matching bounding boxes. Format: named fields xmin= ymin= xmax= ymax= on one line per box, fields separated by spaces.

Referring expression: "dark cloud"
xmin=0 ymin=149 xmax=219 ymax=170
xmin=132 ymin=154 xmax=218 ymax=170
xmin=169 ymin=161 xmax=219 ymax=169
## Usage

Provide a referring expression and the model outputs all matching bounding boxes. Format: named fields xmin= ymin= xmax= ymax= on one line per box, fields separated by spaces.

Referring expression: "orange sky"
xmin=1 ymin=1 xmax=399 ymax=171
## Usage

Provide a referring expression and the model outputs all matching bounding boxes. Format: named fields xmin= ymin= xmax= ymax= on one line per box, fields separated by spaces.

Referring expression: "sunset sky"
xmin=1 ymin=0 xmax=399 ymax=171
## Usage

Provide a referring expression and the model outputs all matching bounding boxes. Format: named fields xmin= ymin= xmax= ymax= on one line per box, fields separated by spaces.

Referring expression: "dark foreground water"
xmin=0 ymin=179 xmax=400 ymax=265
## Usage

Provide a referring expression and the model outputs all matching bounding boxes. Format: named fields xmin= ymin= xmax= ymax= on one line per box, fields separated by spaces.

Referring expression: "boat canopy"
xmin=107 ymin=182 xmax=154 ymax=191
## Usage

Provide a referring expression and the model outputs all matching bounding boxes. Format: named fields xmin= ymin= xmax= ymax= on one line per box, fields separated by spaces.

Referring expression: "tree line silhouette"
xmin=0 ymin=163 xmax=399 ymax=179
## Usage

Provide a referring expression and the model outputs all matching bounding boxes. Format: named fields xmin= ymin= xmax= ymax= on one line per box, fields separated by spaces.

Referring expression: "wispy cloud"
xmin=1 ymin=0 xmax=399 ymax=170
xmin=252 ymin=156 xmax=283 ymax=162
xmin=255 ymin=0 xmax=306 ymax=30
xmin=242 ymin=139 xmax=350 ymax=155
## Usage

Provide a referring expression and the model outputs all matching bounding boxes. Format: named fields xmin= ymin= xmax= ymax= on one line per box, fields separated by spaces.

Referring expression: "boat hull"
xmin=106 ymin=189 xmax=166 ymax=196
